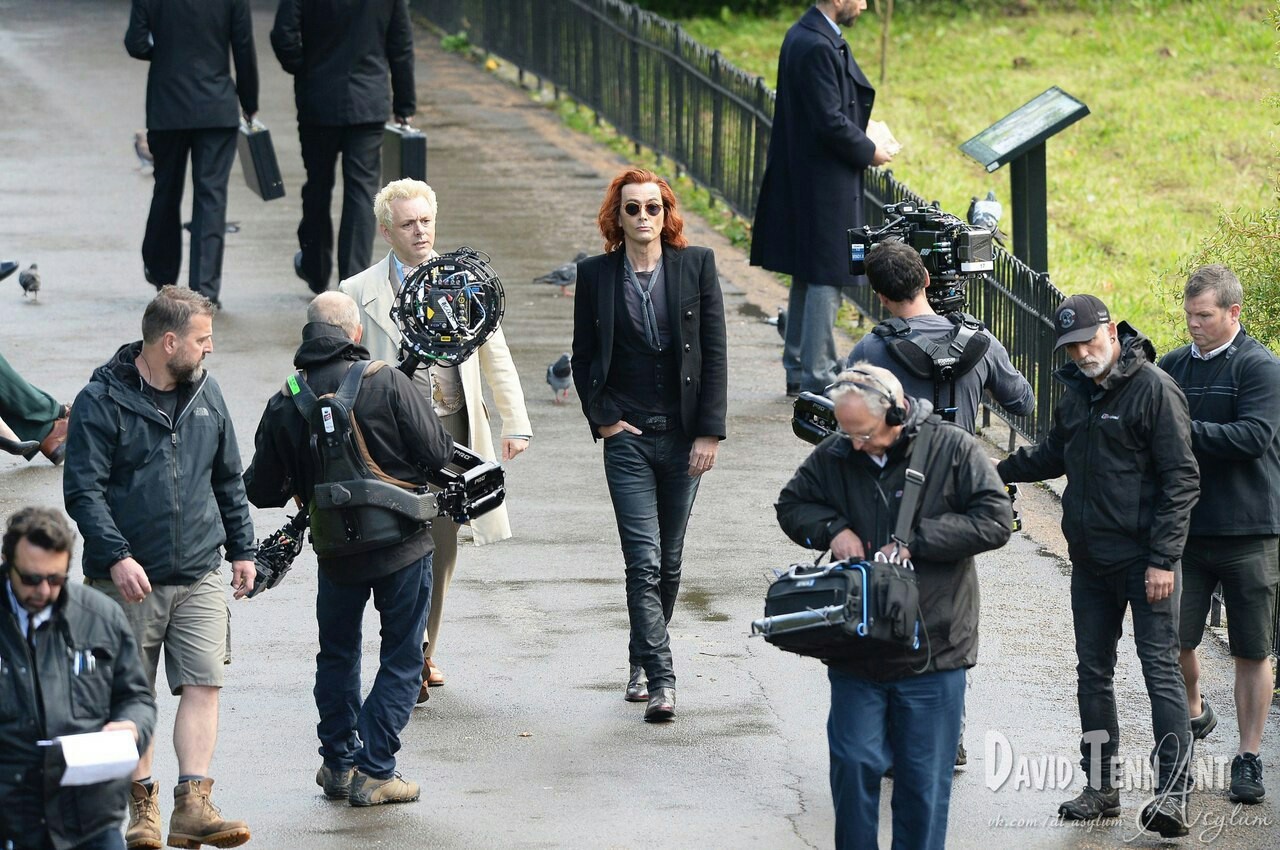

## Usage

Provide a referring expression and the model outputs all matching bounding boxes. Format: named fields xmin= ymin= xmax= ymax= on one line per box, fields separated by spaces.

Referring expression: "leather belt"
xmin=623 ymin=412 xmax=676 ymax=432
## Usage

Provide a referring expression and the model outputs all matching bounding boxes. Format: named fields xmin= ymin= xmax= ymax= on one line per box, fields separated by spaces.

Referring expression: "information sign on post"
xmin=960 ymin=87 xmax=1089 ymax=275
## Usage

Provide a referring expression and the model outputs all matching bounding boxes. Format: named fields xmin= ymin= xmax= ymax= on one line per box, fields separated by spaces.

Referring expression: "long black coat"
xmin=571 ymin=245 xmax=728 ymax=442
xmin=124 ymin=0 xmax=259 ymax=130
xmin=750 ymin=6 xmax=876 ymax=286
xmin=270 ymin=0 xmax=415 ymax=126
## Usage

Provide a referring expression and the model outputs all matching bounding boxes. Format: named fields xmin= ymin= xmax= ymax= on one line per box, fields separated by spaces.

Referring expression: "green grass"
xmin=680 ymin=1 xmax=1279 ymax=353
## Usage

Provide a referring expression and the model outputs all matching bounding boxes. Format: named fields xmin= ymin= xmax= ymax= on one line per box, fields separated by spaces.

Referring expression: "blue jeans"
xmin=32 ymin=826 xmax=126 ymax=850
xmin=828 ymin=667 xmax=965 ymax=850
xmin=602 ymin=430 xmax=700 ymax=690
xmin=315 ymin=553 xmax=433 ymax=779
xmin=783 ymin=279 xmax=841 ymax=393
xmin=1071 ymin=562 xmax=1192 ymax=794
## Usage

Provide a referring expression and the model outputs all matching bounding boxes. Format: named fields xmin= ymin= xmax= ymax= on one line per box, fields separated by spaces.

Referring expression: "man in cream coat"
xmin=340 ymin=179 xmax=531 ymax=700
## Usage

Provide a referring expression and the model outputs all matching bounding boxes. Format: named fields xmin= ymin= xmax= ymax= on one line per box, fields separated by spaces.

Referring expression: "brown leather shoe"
xmin=125 ymin=781 xmax=162 ymax=849
xmin=38 ymin=414 xmax=68 ymax=465
xmin=425 ymin=656 xmax=445 ymax=687
xmin=166 ymin=779 xmax=250 ymax=849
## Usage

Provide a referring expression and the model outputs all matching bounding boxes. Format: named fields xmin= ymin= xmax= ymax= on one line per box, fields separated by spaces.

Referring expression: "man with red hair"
xmin=571 ymin=169 xmax=728 ymax=722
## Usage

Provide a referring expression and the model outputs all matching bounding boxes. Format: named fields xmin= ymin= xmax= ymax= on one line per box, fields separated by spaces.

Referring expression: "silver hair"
xmin=828 ymin=362 xmax=904 ymax=419
xmin=307 ymin=292 xmax=360 ymax=338
xmin=1184 ymin=263 xmax=1243 ymax=310
xmin=374 ymin=179 xmax=438 ymax=230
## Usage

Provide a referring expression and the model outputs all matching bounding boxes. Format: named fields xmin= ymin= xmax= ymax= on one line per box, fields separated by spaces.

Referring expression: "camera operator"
xmin=848 ymin=240 xmax=1033 ymax=434
xmin=243 ymin=292 xmax=453 ymax=807
xmin=776 ymin=364 xmax=1011 ymax=850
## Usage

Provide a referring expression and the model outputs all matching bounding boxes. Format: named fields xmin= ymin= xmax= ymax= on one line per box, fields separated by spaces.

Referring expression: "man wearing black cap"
xmin=997 ymin=294 xmax=1200 ymax=838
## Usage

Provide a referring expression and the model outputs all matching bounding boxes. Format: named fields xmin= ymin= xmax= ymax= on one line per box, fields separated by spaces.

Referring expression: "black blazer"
xmin=270 ymin=0 xmax=415 ymax=126
xmin=750 ymin=5 xmax=876 ymax=286
xmin=572 ymin=244 xmax=728 ymax=442
xmin=125 ymin=0 xmax=259 ymax=131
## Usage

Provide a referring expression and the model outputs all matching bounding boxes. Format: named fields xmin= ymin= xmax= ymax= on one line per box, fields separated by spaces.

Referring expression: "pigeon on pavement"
xmin=533 ymin=252 xmax=588 ymax=296
xmin=134 ymin=131 xmax=153 ymax=170
xmin=546 ymin=353 xmax=573 ymax=404
xmin=18 ymin=264 xmax=40 ymax=302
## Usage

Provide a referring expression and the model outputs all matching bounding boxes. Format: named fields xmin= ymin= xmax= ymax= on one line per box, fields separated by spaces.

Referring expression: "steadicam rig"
xmin=391 ymin=247 xmax=505 ymax=368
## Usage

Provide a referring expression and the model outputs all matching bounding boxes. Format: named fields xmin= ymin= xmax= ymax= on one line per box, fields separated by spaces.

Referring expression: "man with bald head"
xmin=245 ymin=291 xmax=454 ymax=807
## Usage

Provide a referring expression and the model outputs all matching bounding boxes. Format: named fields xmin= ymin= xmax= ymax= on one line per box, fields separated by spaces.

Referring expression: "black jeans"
xmin=602 ymin=429 xmax=700 ymax=690
xmin=296 ymin=122 xmax=383 ymax=289
xmin=1071 ymin=560 xmax=1192 ymax=794
xmin=143 ymin=127 xmax=238 ymax=300
xmin=315 ymin=552 xmax=432 ymax=778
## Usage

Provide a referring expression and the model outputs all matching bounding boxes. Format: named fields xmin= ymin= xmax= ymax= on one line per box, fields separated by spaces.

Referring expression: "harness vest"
xmin=871 ymin=314 xmax=990 ymax=422
xmin=286 ymin=360 xmax=433 ymax=558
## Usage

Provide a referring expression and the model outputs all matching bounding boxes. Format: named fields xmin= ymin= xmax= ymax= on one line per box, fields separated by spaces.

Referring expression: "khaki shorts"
xmin=86 ymin=567 xmax=227 ymax=694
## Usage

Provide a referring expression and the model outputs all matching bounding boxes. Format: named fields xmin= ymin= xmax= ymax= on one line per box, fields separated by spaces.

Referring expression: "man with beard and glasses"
xmin=997 ymin=294 xmax=1200 ymax=838
xmin=64 ymin=286 xmax=257 ymax=850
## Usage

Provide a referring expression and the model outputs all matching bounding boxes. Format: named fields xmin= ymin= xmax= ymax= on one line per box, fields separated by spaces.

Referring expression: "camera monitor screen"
xmin=960 ymin=87 xmax=1089 ymax=173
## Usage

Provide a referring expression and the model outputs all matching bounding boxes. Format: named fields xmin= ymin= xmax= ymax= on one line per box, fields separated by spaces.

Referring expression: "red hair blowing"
xmin=596 ymin=168 xmax=688 ymax=254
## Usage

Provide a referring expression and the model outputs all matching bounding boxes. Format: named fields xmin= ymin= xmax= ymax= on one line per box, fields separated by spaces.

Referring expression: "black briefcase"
xmin=237 ymin=121 xmax=285 ymax=201
xmin=382 ymin=123 xmax=427 ymax=184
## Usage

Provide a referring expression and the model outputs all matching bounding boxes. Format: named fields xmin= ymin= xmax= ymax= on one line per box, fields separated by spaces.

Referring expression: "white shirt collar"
xmin=1191 ymin=330 xmax=1239 ymax=361
xmin=819 ymin=8 xmax=841 ymax=36
xmin=6 ymin=579 xmax=53 ymax=639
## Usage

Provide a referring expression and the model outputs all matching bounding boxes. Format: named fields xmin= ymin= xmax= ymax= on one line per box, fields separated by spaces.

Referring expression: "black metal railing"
xmin=413 ymin=0 xmax=1065 ymax=442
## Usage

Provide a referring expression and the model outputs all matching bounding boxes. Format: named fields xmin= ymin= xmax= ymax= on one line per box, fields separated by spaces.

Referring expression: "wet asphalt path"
xmin=1 ymin=1 xmax=1277 ymax=847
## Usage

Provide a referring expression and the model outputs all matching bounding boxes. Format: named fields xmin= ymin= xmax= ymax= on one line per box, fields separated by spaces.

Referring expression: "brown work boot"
xmin=126 ymin=781 xmax=162 ymax=849
xmin=166 ymin=779 xmax=250 ymax=848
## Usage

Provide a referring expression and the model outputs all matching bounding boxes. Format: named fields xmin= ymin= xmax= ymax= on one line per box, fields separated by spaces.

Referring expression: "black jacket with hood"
xmin=243 ymin=322 xmax=454 ymax=583
xmin=63 ymin=343 xmax=256 ymax=585
xmin=776 ymin=398 xmax=1012 ymax=681
xmin=998 ymin=322 xmax=1200 ymax=572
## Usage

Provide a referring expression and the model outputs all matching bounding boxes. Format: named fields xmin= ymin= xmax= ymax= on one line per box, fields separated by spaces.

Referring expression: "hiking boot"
xmin=166 ymin=779 xmax=250 ymax=848
xmin=126 ymin=781 xmax=162 ymax=849
xmin=625 ymin=665 xmax=648 ymax=702
xmin=1058 ymin=785 xmax=1120 ymax=820
xmin=1230 ymin=752 xmax=1265 ymax=804
xmin=1140 ymin=796 xmax=1189 ymax=838
xmin=1190 ymin=696 xmax=1217 ymax=740
xmin=348 ymin=768 xmax=420 ymax=806
xmin=316 ymin=764 xmax=355 ymax=800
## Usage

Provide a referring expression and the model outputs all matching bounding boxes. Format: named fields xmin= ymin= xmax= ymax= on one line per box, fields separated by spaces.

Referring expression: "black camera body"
xmin=848 ymin=201 xmax=994 ymax=314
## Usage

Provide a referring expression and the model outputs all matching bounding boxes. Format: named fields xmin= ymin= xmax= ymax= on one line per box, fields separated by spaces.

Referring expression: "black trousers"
xmin=297 ymin=122 xmax=383 ymax=289
xmin=143 ymin=127 xmax=238 ymax=301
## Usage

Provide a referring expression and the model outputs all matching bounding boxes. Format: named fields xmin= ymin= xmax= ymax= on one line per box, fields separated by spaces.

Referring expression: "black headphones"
xmin=827 ymin=369 xmax=906 ymax=426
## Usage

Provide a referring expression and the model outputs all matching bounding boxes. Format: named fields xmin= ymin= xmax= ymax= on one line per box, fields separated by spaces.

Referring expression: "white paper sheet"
xmin=41 ymin=729 xmax=139 ymax=786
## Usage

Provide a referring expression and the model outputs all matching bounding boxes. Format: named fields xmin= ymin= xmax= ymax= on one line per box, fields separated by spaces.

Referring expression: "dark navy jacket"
xmin=1159 ymin=328 xmax=1280 ymax=537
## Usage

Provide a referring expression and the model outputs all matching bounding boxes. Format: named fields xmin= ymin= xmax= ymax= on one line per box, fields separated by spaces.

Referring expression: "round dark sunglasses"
xmin=13 ymin=570 xmax=68 ymax=587
xmin=623 ymin=201 xmax=664 ymax=218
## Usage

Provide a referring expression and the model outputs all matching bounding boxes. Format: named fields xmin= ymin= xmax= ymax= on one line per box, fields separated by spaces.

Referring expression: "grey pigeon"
xmin=546 ymin=353 xmax=573 ymax=403
xmin=133 ymin=131 xmax=153 ymax=170
xmin=967 ymin=190 xmax=1008 ymax=245
xmin=763 ymin=307 xmax=786 ymax=340
xmin=18 ymin=264 xmax=39 ymax=302
xmin=533 ymin=252 xmax=588 ymax=296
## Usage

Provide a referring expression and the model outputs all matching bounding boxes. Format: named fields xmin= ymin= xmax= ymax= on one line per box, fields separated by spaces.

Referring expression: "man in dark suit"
xmin=572 ymin=168 xmax=728 ymax=724
xmin=750 ymin=0 xmax=891 ymax=396
xmin=126 ymin=0 xmax=258 ymax=307
xmin=271 ymin=0 xmax=416 ymax=293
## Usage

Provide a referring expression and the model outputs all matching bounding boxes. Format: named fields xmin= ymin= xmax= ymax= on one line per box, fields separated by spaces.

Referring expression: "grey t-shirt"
xmin=847 ymin=314 xmax=1034 ymax=434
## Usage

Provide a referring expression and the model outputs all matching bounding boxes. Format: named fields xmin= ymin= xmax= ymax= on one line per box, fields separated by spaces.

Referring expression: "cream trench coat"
xmin=339 ymin=251 xmax=531 ymax=544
